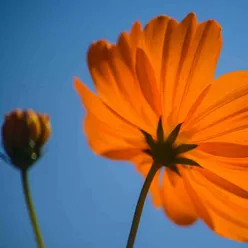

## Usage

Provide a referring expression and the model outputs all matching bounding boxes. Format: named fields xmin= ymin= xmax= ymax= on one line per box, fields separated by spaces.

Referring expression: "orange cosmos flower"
xmin=74 ymin=12 xmax=248 ymax=241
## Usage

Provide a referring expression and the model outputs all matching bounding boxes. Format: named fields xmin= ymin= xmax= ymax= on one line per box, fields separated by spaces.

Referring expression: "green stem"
xmin=126 ymin=162 xmax=159 ymax=248
xmin=21 ymin=169 xmax=44 ymax=248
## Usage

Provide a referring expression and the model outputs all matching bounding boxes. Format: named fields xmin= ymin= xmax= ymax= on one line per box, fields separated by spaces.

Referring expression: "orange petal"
xmin=161 ymin=167 xmax=198 ymax=226
xmin=135 ymin=161 xmax=162 ymax=208
xmin=187 ymin=149 xmax=248 ymax=192
xmin=198 ymin=142 xmax=248 ymax=158
xmin=146 ymin=13 xmax=222 ymax=126
xmin=129 ymin=21 xmax=143 ymax=48
xmin=135 ymin=48 xmax=161 ymax=115
xmin=118 ymin=22 xmax=142 ymax=71
xmin=142 ymin=15 xmax=172 ymax=92
xmin=175 ymin=15 xmax=222 ymax=124
xmin=206 ymin=206 xmax=248 ymax=241
xmin=85 ymin=114 xmax=145 ymax=159
xmin=87 ymin=39 xmax=158 ymax=135
xmin=180 ymin=168 xmax=214 ymax=229
xmin=187 ymin=168 xmax=248 ymax=241
xmin=74 ymin=78 xmax=146 ymax=160
xmin=74 ymin=77 xmax=131 ymax=128
xmin=196 ymin=167 xmax=248 ymax=199
xmin=187 ymin=71 xmax=248 ymax=144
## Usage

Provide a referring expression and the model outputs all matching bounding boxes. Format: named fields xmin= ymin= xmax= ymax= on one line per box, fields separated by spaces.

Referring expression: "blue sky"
xmin=1 ymin=0 xmax=248 ymax=247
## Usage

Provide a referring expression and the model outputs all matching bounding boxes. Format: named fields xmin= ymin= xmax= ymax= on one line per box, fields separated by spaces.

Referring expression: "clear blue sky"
xmin=0 ymin=0 xmax=248 ymax=247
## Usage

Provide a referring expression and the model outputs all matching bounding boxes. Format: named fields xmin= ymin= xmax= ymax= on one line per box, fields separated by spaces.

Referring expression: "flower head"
xmin=75 ymin=12 xmax=248 ymax=241
xmin=1 ymin=109 xmax=51 ymax=170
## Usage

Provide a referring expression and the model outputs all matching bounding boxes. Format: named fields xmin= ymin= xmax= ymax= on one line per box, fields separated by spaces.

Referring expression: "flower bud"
xmin=1 ymin=109 xmax=51 ymax=170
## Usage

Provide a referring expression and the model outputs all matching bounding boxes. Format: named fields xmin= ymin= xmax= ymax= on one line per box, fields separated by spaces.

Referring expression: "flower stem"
xmin=126 ymin=162 xmax=159 ymax=248
xmin=21 ymin=169 xmax=45 ymax=248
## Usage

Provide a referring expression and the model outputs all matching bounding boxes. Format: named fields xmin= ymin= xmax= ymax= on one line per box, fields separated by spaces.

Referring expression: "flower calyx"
xmin=141 ymin=118 xmax=200 ymax=175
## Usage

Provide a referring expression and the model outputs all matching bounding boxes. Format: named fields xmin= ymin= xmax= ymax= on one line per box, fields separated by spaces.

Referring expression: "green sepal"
xmin=166 ymin=123 xmax=183 ymax=144
xmin=174 ymin=144 xmax=198 ymax=154
xmin=175 ymin=157 xmax=201 ymax=167
xmin=140 ymin=129 xmax=155 ymax=149
xmin=156 ymin=117 xmax=164 ymax=143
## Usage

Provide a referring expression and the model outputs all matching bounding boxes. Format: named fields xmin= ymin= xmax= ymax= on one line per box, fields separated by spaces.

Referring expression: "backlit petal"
xmin=87 ymin=39 xmax=158 ymax=135
xmin=187 ymin=168 xmax=248 ymax=241
xmin=198 ymin=142 xmax=248 ymax=158
xmin=175 ymin=16 xmax=222 ymax=124
xmin=180 ymin=168 xmax=214 ymax=229
xmin=161 ymin=167 xmax=198 ymax=226
xmin=74 ymin=78 xmax=145 ymax=160
xmin=119 ymin=21 xmax=142 ymax=70
xmin=195 ymin=167 xmax=248 ymax=199
xmin=187 ymin=71 xmax=248 ymax=144
xmin=142 ymin=15 xmax=172 ymax=92
xmin=85 ymin=114 xmax=145 ymax=159
xmin=187 ymin=149 xmax=248 ymax=191
xmin=144 ymin=13 xmax=222 ymax=127
xmin=135 ymin=48 xmax=161 ymax=115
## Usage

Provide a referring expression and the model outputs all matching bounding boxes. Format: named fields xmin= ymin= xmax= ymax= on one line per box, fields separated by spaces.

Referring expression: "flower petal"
xmin=145 ymin=13 xmax=222 ymax=126
xmin=161 ymin=167 xmax=198 ymax=226
xmin=187 ymin=168 xmax=248 ymax=241
xmin=180 ymin=167 xmax=214 ymax=229
xmin=187 ymin=71 xmax=248 ymax=144
xmin=188 ymin=149 xmax=248 ymax=191
xmin=196 ymin=167 xmax=248 ymax=199
xmin=175 ymin=16 xmax=222 ymax=124
xmin=198 ymin=142 xmax=248 ymax=158
xmin=87 ymin=38 xmax=158 ymax=135
xmin=142 ymin=15 xmax=172 ymax=92
xmin=85 ymin=114 xmax=145 ymax=159
xmin=74 ymin=78 xmax=145 ymax=159
xmin=135 ymin=48 xmax=161 ymax=115
xmin=119 ymin=21 xmax=142 ymax=71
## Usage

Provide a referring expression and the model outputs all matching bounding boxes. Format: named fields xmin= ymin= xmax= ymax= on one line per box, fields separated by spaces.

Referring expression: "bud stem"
xmin=126 ymin=162 xmax=159 ymax=248
xmin=21 ymin=169 xmax=45 ymax=248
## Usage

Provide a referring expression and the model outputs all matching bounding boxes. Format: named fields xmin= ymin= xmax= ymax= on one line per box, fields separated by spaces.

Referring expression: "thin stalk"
xmin=21 ymin=169 xmax=44 ymax=248
xmin=126 ymin=162 xmax=159 ymax=248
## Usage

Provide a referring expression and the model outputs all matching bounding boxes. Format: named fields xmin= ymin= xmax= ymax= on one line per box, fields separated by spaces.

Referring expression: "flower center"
xmin=141 ymin=118 xmax=200 ymax=175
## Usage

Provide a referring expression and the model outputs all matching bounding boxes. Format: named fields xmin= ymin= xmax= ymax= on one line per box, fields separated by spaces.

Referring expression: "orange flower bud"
xmin=1 ymin=109 xmax=51 ymax=169
xmin=37 ymin=114 xmax=51 ymax=146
